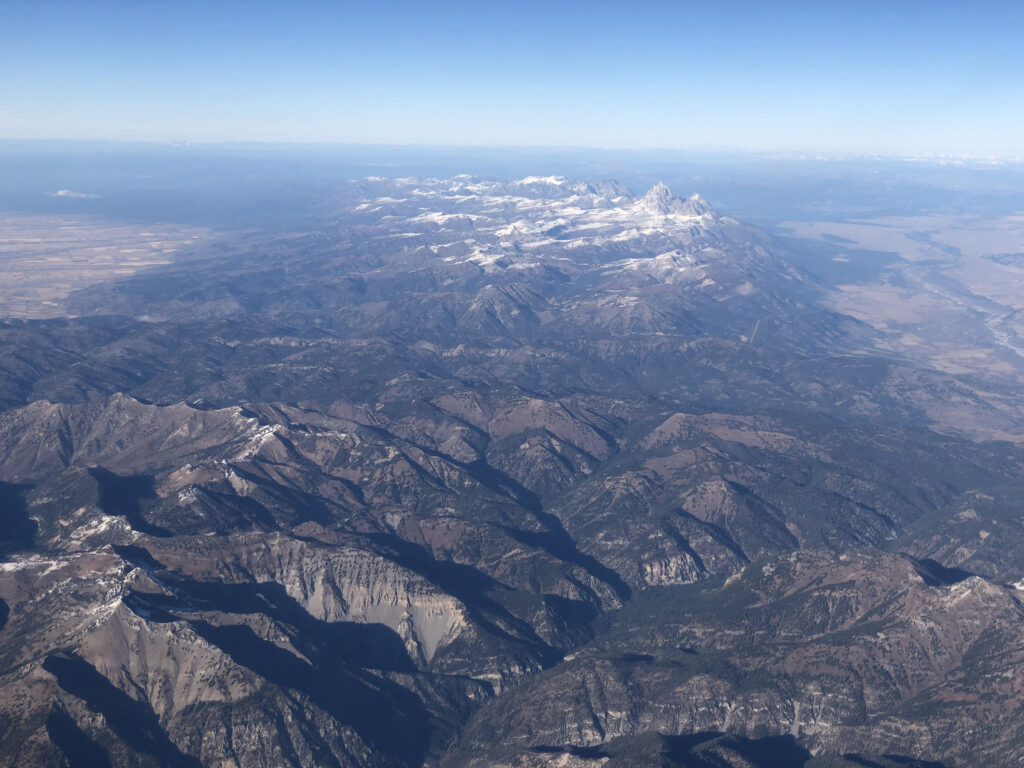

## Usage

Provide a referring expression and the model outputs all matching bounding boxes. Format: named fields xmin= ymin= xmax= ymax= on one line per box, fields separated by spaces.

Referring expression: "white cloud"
xmin=50 ymin=189 xmax=100 ymax=199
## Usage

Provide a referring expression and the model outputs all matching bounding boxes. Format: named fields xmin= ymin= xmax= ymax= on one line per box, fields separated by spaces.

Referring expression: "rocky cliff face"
xmin=1 ymin=177 xmax=1023 ymax=767
xmin=450 ymin=550 xmax=1024 ymax=765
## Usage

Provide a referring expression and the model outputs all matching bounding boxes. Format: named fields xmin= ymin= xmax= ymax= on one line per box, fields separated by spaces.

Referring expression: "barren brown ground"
xmin=782 ymin=214 xmax=1024 ymax=380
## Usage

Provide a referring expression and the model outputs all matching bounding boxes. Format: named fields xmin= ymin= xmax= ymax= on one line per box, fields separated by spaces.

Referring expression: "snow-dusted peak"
xmin=637 ymin=182 xmax=681 ymax=215
xmin=636 ymin=183 xmax=717 ymax=217
xmin=591 ymin=179 xmax=632 ymax=200
xmin=510 ymin=175 xmax=569 ymax=187
xmin=680 ymin=193 xmax=715 ymax=217
xmin=503 ymin=175 xmax=589 ymax=201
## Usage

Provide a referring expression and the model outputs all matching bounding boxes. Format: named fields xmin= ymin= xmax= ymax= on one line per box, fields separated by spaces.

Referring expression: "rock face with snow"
xmin=2 ymin=175 xmax=1024 ymax=766
xmin=635 ymin=182 xmax=717 ymax=218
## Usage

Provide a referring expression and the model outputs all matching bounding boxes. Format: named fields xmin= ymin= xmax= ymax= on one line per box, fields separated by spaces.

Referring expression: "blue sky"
xmin=2 ymin=0 xmax=1022 ymax=155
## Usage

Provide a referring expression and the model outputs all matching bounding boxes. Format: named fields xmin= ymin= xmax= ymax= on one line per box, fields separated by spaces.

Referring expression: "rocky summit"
xmin=2 ymin=175 xmax=1024 ymax=768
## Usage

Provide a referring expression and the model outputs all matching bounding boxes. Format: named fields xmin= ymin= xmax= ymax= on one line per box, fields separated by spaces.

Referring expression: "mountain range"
xmin=1 ymin=177 xmax=1023 ymax=767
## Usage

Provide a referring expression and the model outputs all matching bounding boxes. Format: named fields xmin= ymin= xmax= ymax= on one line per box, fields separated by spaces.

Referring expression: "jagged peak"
xmin=591 ymin=179 xmax=632 ymax=200
xmin=636 ymin=183 xmax=717 ymax=217
xmin=641 ymin=182 xmax=675 ymax=209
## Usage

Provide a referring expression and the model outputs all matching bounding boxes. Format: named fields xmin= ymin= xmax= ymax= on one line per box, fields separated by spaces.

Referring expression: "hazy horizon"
xmin=4 ymin=137 xmax=1024 ymax=161
xmin=5 ymin=138 xmax=1024 ymax=230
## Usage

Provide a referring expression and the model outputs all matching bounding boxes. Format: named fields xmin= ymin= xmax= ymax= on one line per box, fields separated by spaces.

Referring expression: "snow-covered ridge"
xmin=339 ymin=174 xmax=749 ymax=274
xmin=345 ymin=175 xmax=739 ymax=273
xmin=510 ymin=175 xmax=569 ymax=186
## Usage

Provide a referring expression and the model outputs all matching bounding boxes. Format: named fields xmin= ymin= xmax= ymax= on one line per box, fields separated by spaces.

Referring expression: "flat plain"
xmin=0 ymin=215 xmax=207 ymax=318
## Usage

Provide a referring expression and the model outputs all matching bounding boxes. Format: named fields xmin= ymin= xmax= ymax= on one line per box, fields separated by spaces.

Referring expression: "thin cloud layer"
xmin=50 ymin=189 xmax=100 ymax=199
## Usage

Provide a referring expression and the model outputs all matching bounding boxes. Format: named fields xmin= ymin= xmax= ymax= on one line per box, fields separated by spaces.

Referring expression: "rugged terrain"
xmin=1 ymin=175 xmax=1024 ymax=767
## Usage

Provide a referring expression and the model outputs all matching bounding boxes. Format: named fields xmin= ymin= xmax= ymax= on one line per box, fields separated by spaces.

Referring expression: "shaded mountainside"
xmin=1 ymin=177 xmax=1024 ymax=766
xmin=450 ymin=549 xmax=1024 ymax=766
